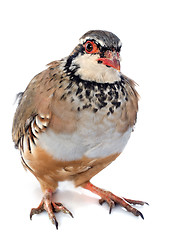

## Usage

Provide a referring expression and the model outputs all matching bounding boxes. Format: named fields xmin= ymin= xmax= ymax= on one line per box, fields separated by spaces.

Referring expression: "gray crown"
xmin=80 ymin=30 xmax=122 ymax=49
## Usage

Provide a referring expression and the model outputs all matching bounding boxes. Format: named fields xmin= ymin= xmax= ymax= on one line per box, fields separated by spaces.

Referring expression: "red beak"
xmin=97 ymin=51 xmax=120 ymax=71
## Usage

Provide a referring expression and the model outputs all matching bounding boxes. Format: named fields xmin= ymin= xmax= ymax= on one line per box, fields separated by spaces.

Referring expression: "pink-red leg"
xmin=30 ymin=190 xmax=73 ymax=229
xmin=82 ymin=181 xmax=147 ymax=218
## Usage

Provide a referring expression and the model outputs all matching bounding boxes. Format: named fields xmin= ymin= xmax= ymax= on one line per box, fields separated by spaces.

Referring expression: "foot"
xmin=30 ymin=190 xmax=73 ymax=229
xmin=83 ymin=182 xmax=148 ymax=218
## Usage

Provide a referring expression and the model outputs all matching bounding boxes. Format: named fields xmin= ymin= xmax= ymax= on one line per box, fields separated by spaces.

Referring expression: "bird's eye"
xmin=85 ymin=42 xmax=93 ymax=52
xmin=84 ymin=41 xmax=99 ymax=54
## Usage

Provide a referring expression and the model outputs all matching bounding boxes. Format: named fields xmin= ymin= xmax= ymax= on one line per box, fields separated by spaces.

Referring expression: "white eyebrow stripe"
xmin=80 ymin=37 xmax=122 ymax=49
xmin=79 ymin=37 xmax=106 ymax=47
xmin=118 ymin=40 xmax=122 ymax=47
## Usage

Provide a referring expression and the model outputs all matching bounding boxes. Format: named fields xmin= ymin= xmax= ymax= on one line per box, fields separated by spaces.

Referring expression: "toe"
xmin=123 ymin=198 xmax=148 ymax=206
xmin=30 ymin=201 xmax=44 ymax=219
xmin=52 ymin=202 xmax=74 ymax=218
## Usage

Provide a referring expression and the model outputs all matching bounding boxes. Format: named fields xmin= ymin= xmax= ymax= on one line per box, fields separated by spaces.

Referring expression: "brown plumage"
xmin=12 ymin=30 xmax=146 ymax=229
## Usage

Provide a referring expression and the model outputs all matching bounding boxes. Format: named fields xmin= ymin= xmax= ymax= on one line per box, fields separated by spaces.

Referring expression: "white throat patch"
xmin=70 ymin=54 xmax=121 ymax=83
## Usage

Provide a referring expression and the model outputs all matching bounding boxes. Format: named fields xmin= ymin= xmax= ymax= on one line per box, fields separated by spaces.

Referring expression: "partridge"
xmin=12 ymin=30 xmax=147 ymax=229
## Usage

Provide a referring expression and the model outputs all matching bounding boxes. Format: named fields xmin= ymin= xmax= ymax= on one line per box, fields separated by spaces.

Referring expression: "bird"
xmin=12 ymin=30 xmax=147 ymax=229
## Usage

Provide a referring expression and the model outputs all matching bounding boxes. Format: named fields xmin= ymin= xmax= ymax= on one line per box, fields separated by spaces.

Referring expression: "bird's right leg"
xmin=30 ymin=189 xmax=73 ymax=229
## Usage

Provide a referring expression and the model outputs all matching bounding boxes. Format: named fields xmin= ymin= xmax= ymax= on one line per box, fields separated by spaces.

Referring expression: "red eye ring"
xmin=84 ymin=41 xmax=99 ymax=54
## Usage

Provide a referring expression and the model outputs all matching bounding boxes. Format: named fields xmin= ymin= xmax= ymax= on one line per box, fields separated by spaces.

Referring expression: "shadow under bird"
xmin=12 ymin=30 xmax=148 ymax=229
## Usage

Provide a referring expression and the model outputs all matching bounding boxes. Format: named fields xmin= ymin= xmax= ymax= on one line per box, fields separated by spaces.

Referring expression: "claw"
xmin=68 ymin=210 xmax=74 ymax=218
xmin=109 ymin=203 xmax=113 ymax=214
xmin=137 ymin=210 xmax=144 ymax=220
xmin=99 ymin=198 xmax=115 ymax=214
xmin=99 ymin=198 xmax=105 ymax=205
xmin=109 ymin=200 xmax=115 ymax=214
xmin=53 ymin=216 xmax=58 ymax=230
xmin=30 ymin=210 xmax=34 ymax=220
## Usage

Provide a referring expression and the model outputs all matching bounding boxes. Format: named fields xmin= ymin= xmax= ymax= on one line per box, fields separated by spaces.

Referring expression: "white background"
xmin=1 ymin=0 xmax=180 ymax=239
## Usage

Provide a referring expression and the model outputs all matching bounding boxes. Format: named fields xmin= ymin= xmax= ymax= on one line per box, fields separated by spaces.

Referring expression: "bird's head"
xmin=65 ymin=30 xmax=122 ymax=83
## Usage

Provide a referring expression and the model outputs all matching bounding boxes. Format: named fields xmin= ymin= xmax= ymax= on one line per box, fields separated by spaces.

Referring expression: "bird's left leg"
xmin=82 ymin=181 xmax=147 ymax=218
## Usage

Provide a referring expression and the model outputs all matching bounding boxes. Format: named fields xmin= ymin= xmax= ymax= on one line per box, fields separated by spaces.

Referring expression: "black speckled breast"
xmin=59 ymin=75 xmax=128 ymax=116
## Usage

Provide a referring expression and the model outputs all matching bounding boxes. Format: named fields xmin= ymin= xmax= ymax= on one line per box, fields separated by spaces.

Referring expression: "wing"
xmin=116 ymin=73 xmax=139 ymax=133
xmin=12 ymin=60 xmax=65 ymax=149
